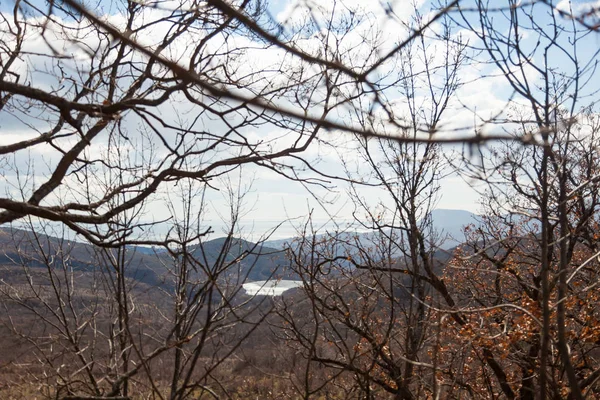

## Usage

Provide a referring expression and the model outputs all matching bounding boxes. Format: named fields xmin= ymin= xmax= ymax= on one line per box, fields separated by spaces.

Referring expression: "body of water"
xmin=242 ymin=280 xmax=303 ymax=296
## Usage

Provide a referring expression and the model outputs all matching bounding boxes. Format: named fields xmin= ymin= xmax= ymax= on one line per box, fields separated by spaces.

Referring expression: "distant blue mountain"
xmin=430 ymin=209 xmax=480 ymax=249
xmin=264 ymin=209 xmax=479 ymax=251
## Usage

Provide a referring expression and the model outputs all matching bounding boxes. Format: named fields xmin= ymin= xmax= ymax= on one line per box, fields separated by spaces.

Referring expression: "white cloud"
xmin=556 ymin=0 xmax=600 ymax=15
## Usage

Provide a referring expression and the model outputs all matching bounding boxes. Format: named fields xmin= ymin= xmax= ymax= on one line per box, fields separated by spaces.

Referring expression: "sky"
xmin=1 ymin=0 xmax=598 ymax=241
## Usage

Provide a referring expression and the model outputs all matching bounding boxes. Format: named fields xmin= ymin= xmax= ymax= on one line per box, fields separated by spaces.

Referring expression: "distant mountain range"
xmin=0 ymin=228 xmax=294 ymax=288
xmin=0 ymin=209 xmax=477 ymax=289
xmin=0 ymin=228 xmax=170 ymax=288
xmin=264 ymin=209 xmax=479 ymax=251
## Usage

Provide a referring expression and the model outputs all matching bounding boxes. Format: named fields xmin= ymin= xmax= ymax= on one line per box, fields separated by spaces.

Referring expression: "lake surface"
xmin=243 ymin=280 xmax=303 ymax=296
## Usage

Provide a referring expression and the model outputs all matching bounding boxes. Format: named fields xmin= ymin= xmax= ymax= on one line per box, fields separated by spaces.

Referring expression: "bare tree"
xmin=276 ymin=1 xmax=600 ymax=398
xmin=441 ymin=1 xmax=600 ymax=397
xmin=275 ymin=10 xmax=468 ymax=398
xmin=0 ymin=171 xmax=283 ymax=399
